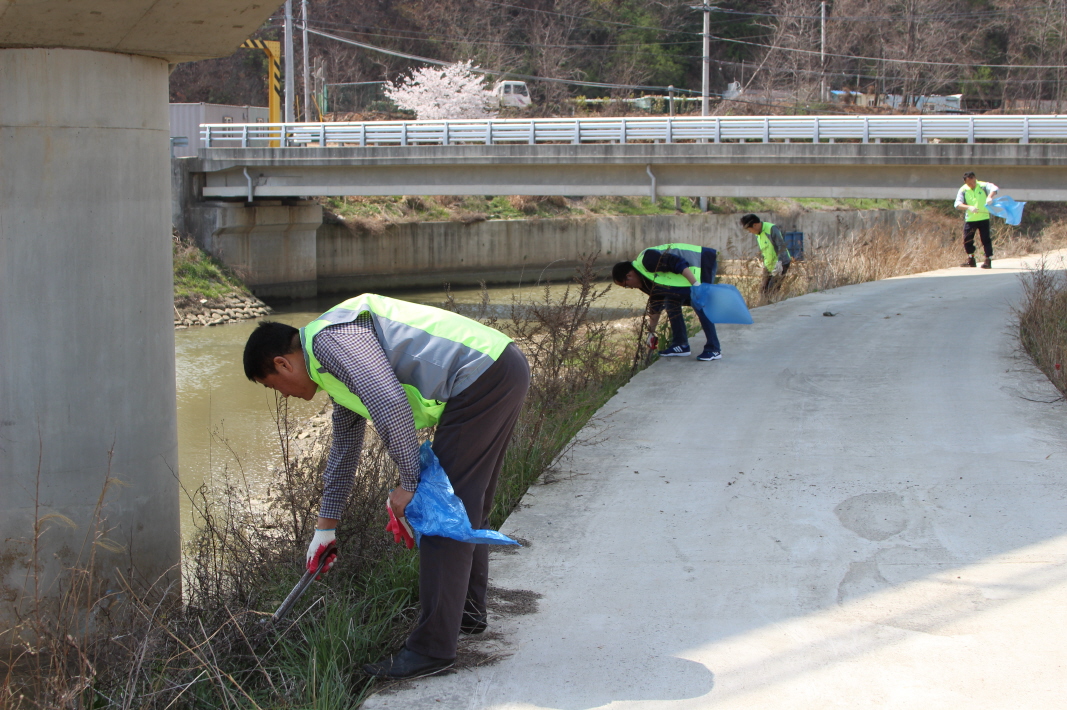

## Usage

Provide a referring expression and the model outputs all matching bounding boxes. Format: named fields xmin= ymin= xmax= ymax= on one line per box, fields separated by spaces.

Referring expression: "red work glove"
xmin=386 ymin=505 xmax=416 ymax=549
xmin=306 ymin=529 xmax=337 ymax=579
xmin=645 ymin=333 xmax=658 ymax=350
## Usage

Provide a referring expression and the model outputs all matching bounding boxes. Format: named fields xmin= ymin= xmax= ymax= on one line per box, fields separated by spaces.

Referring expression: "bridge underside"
xmin=195 ymin=143 xmax=1067 ymax=201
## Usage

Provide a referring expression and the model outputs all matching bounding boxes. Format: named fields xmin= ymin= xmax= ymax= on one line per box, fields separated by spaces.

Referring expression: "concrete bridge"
xmin=174 ymin=117 xmax=1067 ymax=299
xmin=192 ymin=142 xmax=1067 ymax=202
xmin=190 ymin=115 xmax=1067 ymax=200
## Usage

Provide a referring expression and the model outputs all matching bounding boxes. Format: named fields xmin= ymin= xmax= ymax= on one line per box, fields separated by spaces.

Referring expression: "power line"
xmin=711 ymin=5 xmax=1045 ymax=22
xmin=307 ymin=27 xmax=704 ymax=92
xmin=710 ymin=33 xmax=1067 ymax=70
xmin=305 ymin=20 xmax=701 ymax=49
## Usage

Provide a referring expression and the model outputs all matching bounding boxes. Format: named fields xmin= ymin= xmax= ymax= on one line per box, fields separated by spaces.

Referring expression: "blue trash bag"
xmin=987 ymin=196 xmax=1026 ymax=226
xmin=690 ymin=283 xmax=754 ymax=325
xmin=404 ymin=441 xmax=520 ymax=547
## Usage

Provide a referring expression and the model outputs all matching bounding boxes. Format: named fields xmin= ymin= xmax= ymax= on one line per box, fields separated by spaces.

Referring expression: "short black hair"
xmin=612 ymin=261 xmax=636 ymax=284
xmin=740 ymin=213 xmax=761 ymax=229
xmin=243 ymin=321 xmax=300 ymax=380
xmin=963 ymin=171 xmax=976 ymax=180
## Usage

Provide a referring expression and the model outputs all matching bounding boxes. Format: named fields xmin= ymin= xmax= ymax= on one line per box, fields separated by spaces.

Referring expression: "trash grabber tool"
xmin=268 ymin=541 xmax=336 ymax=626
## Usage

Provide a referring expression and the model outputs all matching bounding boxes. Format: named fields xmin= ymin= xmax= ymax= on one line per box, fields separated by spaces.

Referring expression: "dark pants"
xmin=664 ymin=297 xmax=721 ymax=354
xmin=407 ymin=343 xmax=530 ymax=660
xmin=963 ymin=219 xmax=993 ymax=258
xmin=761 ymin=261 xmax=791 ymax=294
xmin=664 ymin=249 xmax=721 ymax=353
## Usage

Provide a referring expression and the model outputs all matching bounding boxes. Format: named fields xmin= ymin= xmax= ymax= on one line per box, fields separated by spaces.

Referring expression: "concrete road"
xmin=365 ymin=252 xmax=1067 ymax=709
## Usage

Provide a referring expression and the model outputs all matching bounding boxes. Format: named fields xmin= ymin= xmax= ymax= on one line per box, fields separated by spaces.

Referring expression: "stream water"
xmin=175 ymin=281 xmax=647 ymax=535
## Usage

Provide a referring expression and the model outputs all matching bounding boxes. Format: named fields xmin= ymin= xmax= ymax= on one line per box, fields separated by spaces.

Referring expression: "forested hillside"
xmin=170 ymin=0 xmax=1067 ymax=114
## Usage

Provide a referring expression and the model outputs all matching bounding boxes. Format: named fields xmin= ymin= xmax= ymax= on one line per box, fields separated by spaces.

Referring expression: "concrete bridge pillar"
xmin=200 ymin=201 xmax=323 ymax=299
xmin=0 ymin=48 xmax=179 ymax=636
xmin=0 ymin=47 xmax=179 ymax=636
xmin=0 ymin=0 xmax=281 ymax=650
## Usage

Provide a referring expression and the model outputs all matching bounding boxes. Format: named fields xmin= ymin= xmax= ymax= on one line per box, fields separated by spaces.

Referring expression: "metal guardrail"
xmin=200 ymin=115 xmax=1067 ymax=149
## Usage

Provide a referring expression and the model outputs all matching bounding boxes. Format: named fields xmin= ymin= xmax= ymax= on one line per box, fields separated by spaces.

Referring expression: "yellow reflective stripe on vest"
xmin=301 ymin=294 xmax=512 ymax=429
xmin=632 ymin=243 xmax=703 ymax=287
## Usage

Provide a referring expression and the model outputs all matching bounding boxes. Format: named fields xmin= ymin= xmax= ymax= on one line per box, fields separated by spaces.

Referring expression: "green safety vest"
xmin=300 ymin=294 xmax=513 ymax=429
xmin=960 ymin=182 xmax=991 ymax=222
xmin=757 ymin=222 xmax=790 ymax=272
xmin=632 ymin=243 xmax=705 ymax=287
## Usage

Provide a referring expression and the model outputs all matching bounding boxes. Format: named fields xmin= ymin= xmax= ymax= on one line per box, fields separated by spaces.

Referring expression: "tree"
xmin=385 ymin=61 xmax=498 ymax=119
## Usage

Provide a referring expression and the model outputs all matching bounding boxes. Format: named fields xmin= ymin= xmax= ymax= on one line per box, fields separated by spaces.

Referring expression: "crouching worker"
xmin=739 ymin=213 xmax=792 ymax=295
xmin=612 ymin=243 xmax=722 ymax=361
xmin=243 ymin=294 xmax=530 ymax=680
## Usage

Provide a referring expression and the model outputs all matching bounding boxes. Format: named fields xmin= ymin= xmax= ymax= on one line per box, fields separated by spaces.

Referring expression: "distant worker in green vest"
xmin=954 ymin=171 xmax=999 ymax=269
xmin=243 ymin=295 xmax=530 ymax=680
xmin=739 ymin=214 xmax=792 ymax=295
xmin=612 ymin=243 xmax=722 ymax=361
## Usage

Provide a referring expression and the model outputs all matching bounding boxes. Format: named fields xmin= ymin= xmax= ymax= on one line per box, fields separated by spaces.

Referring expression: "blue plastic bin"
xmin=784 ymin=231 xmax=804 ymax=261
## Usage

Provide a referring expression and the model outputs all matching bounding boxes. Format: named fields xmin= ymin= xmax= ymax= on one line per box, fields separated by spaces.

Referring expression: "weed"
xmin=1016 ymin=259 xmax=1067 ymax=398
xmin=172 ymin=233 xmax=250 ymax=305
xmin=3 ymin=255 xmax=643 ymax=709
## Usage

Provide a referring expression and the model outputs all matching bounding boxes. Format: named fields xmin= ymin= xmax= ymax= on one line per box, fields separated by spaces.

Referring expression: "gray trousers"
xmin=406 ymin=343 xmax=530 ymax=659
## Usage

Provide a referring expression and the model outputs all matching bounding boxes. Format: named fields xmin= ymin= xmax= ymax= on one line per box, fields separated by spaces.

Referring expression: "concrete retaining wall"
xmin=316 ymin=209 xmax=920 ymax=292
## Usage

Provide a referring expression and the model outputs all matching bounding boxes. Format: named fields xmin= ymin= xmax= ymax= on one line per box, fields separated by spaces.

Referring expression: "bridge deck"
xmin=192 ymin=143 xmax=1067 ymax=200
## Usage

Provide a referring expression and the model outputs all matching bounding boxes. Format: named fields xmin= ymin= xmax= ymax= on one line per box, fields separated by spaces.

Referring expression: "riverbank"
xmin=173 ymin=292 xmax=272 ymax=329
xmin=173 ymin=231 xmax=273 ymax=328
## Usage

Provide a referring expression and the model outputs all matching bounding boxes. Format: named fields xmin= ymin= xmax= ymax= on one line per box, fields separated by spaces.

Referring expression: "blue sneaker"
xmin=658 ymin=344 xmax=691 ymax=357
xmin=697 ymin=350 xmax=722 ymax=361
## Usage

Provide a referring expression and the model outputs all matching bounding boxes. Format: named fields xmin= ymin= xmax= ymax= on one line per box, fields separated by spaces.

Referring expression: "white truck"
xmin=493 ymin=80 xmax=532 ymax=108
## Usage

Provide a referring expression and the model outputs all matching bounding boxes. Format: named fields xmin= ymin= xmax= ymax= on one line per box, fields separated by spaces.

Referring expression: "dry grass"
xmin=1016 ymin=259 xmax=1067 ymax=398
xmin=2 ymin=256 xmax=641 ymax=709
xmin=725 ymin=211 xmax=1067 ymax=308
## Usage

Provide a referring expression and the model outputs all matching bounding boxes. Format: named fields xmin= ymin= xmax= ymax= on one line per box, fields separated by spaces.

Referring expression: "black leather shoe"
xmin=460 ymin=610 xmax=487 ymax=635
xmin=362 ymin=647 xmax=454 ymax=680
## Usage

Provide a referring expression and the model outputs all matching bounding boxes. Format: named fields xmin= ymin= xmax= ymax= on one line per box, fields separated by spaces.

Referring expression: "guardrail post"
xmin=862 ymin=117 xmax=869 ymax=144
xmin=763 ymin=117 xmax=770 ymax=143
xmin=915 ymin=117 xmax=922 ymax=144
xmin=713 ymin=118 xmax=721 ymax=143
xmin=203 ymin=126 xmax=211 ymax=148
xmin=358 ymin=123 xmax=365 ymax=147
xmin=666 ymin=117 xmax=673 ymax=144
xmin=621 ymin=119 xmax=627 ymax=144
xmin=443 ymin=121 xmax=450 ymax=146
xmin=487 ymin=120 xmax=493 ymax=145
xmin=281 ymin=123 xmax=289 ymax=148
xmin=241 ymin=124 xmax=248 ymax=148
xmin=1022 ymin=116 xmax=1030 ymax=144
xmin=573 ymin=119 xmax=580 ymax=145
xmin=813 ymin=117 xmax=819 ymax=143
xmin=528 ymin=121 xmax=535 ymax=145
xmin=401 ymin=122 xmax=408 ymax=147
xmin=968 ymin=116 xmax=974 ymax=144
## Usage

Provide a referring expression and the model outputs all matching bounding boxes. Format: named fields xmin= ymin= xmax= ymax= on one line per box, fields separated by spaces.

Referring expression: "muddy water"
xmin=175 ymin=281 xmax=646 ymax=535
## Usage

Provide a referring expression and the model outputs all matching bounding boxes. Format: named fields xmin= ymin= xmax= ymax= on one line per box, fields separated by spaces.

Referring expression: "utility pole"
xmin=284 ymin=0 xmax=295 ymax=122
xmin=302 ymin=0 xmax=311 ymax=121
xmin=702 ymin=0 xmax=710 ymax=116
xmin=820 ymin=1 xmax=827 ymax=103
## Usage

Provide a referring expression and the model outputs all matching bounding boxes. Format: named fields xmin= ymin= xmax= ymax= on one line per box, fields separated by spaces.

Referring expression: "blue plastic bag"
xmin=987 ymin=196 xmax=1026 ymax=226
xmin=404 ymin=442 xmax=520 ymax=547
xmin=690 ymin=283 xmax=754 ymax=325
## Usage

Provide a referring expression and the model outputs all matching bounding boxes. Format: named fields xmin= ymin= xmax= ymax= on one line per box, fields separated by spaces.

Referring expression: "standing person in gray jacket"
xmin=740 ymin=214 xmax=792 ymax=294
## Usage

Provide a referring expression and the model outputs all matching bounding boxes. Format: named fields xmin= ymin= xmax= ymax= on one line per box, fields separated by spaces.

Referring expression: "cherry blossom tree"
xmin=385 ymin=61 xmax=498 ymax=119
